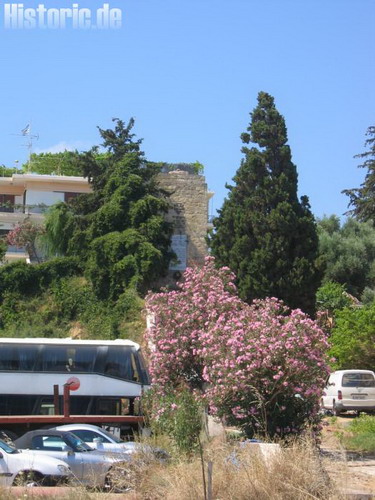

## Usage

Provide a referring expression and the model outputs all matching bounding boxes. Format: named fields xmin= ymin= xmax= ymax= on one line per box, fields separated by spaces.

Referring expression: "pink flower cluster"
xmin=6 ymin=220 xmax=45 ymax=249
xmin=146 ymin=257 xmax=330 ymax=437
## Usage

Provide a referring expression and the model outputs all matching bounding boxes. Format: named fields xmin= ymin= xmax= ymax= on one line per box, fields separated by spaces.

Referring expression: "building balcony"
xmin=0 ymin=205 xmax=46 ymax=229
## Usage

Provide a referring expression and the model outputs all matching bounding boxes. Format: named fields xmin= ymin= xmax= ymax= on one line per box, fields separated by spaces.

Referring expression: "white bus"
xmin=0 ymin=338 xmax=150 ymax=417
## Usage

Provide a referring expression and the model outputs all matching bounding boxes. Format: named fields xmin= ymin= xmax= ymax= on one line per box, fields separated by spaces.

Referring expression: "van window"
xmin=342 ymin=372 xmax=375 ymax=388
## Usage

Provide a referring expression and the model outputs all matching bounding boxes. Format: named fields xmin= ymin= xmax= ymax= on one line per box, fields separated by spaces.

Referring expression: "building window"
xmin=0 ymin=195 xmax=15 ymax=213
xmin=64 ymin=192 xmax=80 ymax=203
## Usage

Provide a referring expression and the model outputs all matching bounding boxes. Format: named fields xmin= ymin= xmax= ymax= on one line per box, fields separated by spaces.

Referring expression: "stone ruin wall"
xmin=157 ymin=170 xmax=211 ymax=270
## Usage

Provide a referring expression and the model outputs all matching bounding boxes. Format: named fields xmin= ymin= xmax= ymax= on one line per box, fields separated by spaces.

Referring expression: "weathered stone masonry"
xmin=157 ymin=170 xmax=213 ymax=269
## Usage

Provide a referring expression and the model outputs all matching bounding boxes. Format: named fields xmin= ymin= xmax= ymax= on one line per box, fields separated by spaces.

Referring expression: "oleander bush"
xmin=146 ymin=257 xmax=330 ymax=439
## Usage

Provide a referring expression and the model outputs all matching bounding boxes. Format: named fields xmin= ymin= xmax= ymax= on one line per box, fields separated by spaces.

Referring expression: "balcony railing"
xmin=0 ymin=203 xmax=48 ymax=215
xmin=6 ymin=245 xmax=27 ymax=254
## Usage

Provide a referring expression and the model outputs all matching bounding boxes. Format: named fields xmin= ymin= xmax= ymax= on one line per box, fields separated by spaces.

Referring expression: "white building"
xmin=0 ymin=170 xmax=213 ymax=269
xmin=0 ymin=174 xmax=90 ymax=262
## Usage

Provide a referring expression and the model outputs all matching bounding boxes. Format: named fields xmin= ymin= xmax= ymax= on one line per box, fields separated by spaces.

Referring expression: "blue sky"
xmin=0 ymin=0 xmax=374 ymax=219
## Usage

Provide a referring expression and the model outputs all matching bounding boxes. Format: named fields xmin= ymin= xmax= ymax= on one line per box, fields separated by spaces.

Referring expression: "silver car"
xmin=0 ymin=438 xmax=71 ymax=487
xmin=54 ymin=423 xmax=169 ymax=460
xmin=14 ymin=430 xmax=130 ymax=488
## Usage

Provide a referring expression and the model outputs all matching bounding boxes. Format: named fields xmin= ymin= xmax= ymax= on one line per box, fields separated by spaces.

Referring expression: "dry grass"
xmin=127 ymin=439 xmax=345 ymax=500
xmin=0 ymin=438 xmax=347 ymax=500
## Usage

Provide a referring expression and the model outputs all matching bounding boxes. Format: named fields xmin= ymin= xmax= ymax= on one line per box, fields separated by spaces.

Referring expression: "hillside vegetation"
xmin=0 ymin=259 xmax=145 ymax=343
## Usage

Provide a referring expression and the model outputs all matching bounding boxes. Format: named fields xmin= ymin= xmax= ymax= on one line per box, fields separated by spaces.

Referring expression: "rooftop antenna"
xmin=22 ymin=123 xmax=39 ymax=172
xmin=12 ymin=122 xmax=39 ymax=172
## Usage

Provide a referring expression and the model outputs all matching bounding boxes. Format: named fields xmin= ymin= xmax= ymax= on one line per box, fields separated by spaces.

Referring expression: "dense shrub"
xmin=0 ymin=261 xmax=40 ymax=297
xmin=142 ymin=385 xmax=203 ymax=454
xmin=316 ymin=281 xmax=352 ymax=316
xmin=0 ymin=257 xmax=83 ymax=301
xmin=51 ymin=277 xmax=97 ymax=320
xmin=0 ymin=290 xmax=68 ymax=338
xmin=0 ymin=258 xmax=145 ymax=341
xmin=37 ymin=256 xmax=83 ymax=287
xmin=146 ymin=257 xmax=330 ymax=438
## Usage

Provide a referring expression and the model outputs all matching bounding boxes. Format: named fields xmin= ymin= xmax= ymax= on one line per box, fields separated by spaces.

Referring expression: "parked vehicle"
xmin=53 ymin=423 xmax=169 ymax=460
xmin=14 ymin=430 xmax=130 ymax=488
xmin=0 ymin=438 xmax=71 ymax=487
xmin=0 ymin=337 xmax=149 ymax=418
xmin=322 ymin=370 xmax=375 ymax=415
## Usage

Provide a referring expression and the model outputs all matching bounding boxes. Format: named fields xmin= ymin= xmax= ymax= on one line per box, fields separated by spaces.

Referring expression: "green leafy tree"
xmin=44 ymin=118 xmax=173 ymax=299
xmin=317 ymin=215 xmax=375 ymax=298
xmin=0 ymin=165 xmax=21 ymax=177
xmin=209 ymin=92 xmax=320 ymax=316
xmin=329 ymin=304 xmax=375 ymax=369
xmin=343 ymin=126 xmax=375 ymax=222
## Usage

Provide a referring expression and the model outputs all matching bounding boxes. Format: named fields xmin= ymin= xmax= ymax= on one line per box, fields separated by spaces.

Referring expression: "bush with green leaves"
xmin=0 ymin=257 xmax=82 ymax=300
xmin=316 ymin=281 xmax=351 ymax=316
xmin=142 ymin=385 xmax=203 ymax=454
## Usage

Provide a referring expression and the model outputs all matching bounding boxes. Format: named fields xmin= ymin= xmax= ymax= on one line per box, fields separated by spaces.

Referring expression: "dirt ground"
xmin=321 ymin=414 xmax=375 ymax=497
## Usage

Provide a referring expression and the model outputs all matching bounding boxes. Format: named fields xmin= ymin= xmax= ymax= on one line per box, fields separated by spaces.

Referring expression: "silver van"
xmin=322 ymin=370 xmax=375 ymax=415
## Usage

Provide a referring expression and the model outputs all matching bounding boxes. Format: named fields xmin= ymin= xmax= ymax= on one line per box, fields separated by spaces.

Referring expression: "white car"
xmin=322 ymin=369 xmax=375 ymax=415
xmin=0 ymin=438 xmax=71 ymax=487
xmin=53 ymin=424 xmax=168 ymax=460
xmin=14 ymin=430 xmax=131 ymax=488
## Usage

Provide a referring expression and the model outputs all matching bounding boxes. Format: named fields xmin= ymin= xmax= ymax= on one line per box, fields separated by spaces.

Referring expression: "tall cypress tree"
xmin=343 ymin=126 xmax=375 ymax=222
xmin=209 ymin=92 xmax=321 ymax=316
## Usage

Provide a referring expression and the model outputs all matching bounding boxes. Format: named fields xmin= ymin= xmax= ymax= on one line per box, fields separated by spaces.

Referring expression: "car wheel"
xmin=105 ymin=465 xmax=132 ymax=492
xmin=13 ymin=470 xmax=45 ymax=487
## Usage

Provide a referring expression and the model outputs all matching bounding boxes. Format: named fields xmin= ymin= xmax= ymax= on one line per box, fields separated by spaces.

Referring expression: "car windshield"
xmin=342 ymin=372 xmax=375 ymax=388
xmin=65 ymin=433 xmax=94 ymax=452
xmin=0 ymin=439 xmax=18 ymax=454
xmin=98 ymin=428 xmax=122 ymax=444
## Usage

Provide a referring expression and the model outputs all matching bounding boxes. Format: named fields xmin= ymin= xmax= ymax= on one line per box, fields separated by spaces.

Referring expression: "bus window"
xmin=96 ymin=398 xmax=121 ymax=415
xmin=121 ymin=398 xmax=130 ymax=415
xmin=131 ymin=353 xmax=140 ymax=382
xmin=70 ymin=396 xmax=91 ymax=415
xmin=18 ymin=345 xmax=39 ymax=371
xmin=40 ymin=400 xmax=55 ymax=415
xmin=73 ymin=347 xmax=96 ymax=372
xmin=39 ymin=346 xmax=70 ymax=371
xmin=0 ymin=346 xmax=19 ymax=370
xmin=136 ymin=351 xmax=150 ymax=385
xmin=104 ymin=347 xmax=134 ymax=380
